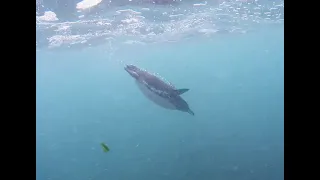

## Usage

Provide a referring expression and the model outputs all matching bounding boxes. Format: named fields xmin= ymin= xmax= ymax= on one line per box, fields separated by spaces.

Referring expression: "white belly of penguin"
xmin=135 ymin=80 xmax=176 ymax=110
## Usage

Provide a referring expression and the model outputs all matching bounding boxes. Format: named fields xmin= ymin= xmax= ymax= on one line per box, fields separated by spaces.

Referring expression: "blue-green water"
xmin=36 ymin=0 xmax=284 ymax=179
xmin=36 ymin=25 xmax=283 ymax=180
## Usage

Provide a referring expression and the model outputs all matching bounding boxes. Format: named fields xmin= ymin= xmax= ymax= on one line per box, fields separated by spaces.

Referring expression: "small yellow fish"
xmin=100 ymin=142 xmax=110 ymax=152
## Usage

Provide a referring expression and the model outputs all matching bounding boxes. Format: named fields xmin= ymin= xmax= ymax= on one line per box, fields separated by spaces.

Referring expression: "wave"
xmin=36 ymin=0 xmax=284 ymax=50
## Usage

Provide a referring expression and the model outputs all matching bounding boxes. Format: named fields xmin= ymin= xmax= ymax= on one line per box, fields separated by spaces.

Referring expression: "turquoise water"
xmin=36 ymin=1 xmax=284 ymax=180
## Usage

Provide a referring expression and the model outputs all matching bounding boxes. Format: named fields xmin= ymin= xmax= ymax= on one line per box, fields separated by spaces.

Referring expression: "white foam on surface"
xmin=76 ymin=0 xmax=103 ymax=10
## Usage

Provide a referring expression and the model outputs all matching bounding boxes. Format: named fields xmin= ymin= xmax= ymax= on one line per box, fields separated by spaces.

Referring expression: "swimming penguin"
xmin=124 ymin=64 xmax=194 ymax=115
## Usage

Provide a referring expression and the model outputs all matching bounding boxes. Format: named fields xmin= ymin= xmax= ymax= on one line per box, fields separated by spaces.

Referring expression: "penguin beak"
xmin=124 ymin=65 xmax=139 ymax=79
